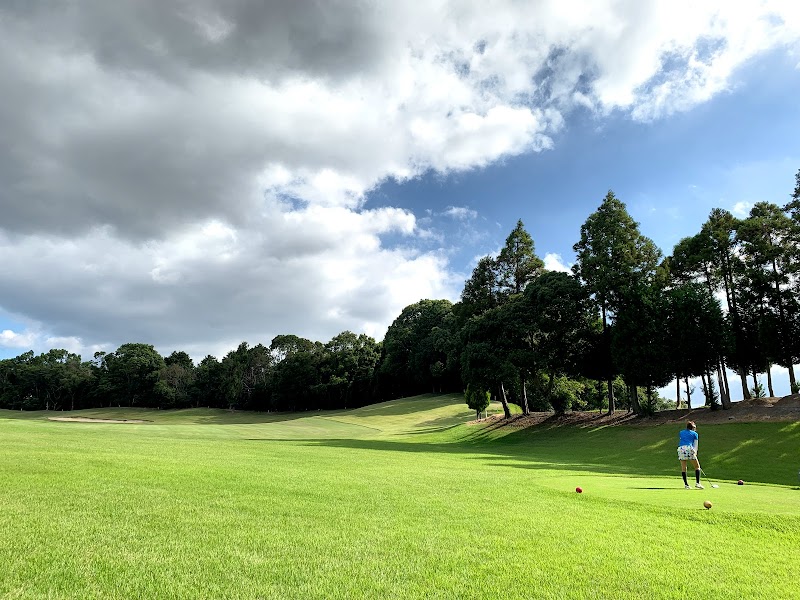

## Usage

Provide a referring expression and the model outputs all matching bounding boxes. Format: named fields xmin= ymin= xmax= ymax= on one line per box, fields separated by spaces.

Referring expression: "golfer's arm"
xmin=693 ymin=440 xmax=698 ymax=453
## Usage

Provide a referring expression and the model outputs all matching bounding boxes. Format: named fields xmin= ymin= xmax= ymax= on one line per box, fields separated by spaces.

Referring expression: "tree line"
xmin=2 ymin=170 xmax=799 ymax=415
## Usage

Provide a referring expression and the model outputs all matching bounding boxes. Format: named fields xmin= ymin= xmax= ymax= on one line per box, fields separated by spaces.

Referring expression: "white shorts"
xmin=677 ymin=445 xmax=697 ymax=461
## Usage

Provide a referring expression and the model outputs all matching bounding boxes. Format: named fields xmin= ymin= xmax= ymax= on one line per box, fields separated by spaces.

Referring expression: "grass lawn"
xmin=1 ymin=395 xmax=798 ymax=599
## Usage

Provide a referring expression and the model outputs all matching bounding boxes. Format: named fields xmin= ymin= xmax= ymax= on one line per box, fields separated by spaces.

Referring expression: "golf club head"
xmin=711 ymin=484 xmax=719 ymax=488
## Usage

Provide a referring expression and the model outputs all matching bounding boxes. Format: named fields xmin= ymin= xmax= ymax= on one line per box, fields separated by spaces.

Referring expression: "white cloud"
xmin=1 ymin=1 xmax=799 ymax=355
xmin=0 ymin=208 xmax=460 ymax=357
xmin=1 ymin=328 xmax=39 ymax=349
xmin=544 ymin=253 xmax=572 ymax=273
xmin=443 ymin=206 xmax=478 ymax=220
xmin=732 ymin=201 xmax=753 ymax=217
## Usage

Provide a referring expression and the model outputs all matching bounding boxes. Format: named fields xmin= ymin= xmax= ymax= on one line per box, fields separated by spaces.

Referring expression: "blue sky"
xmin=1 ymin=2 xmax=799 ymax=401
xmin=371 ymin=50 xmax=800 ymax=278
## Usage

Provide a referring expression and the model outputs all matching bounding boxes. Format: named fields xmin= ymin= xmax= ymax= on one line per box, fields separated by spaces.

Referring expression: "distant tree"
xmin=160 ymin=351 xmax=196 ymax=408
xmin=105 ymin=343 xmax=167 ymax=407
xmin=495 ymin=219 xmax=544 ymax=298
xmin=670 ymin=231 xmax=719 ymax=288
xmin=218 ymin=342 xmax=274 ymax=410
xmin=219 ymin=342 xmax=250 ymax=410
xmin=192 ymin=355 xmax=223 ymax=408
xmin=702 ymin=208 xmax=750 ymax=400
xmin=502 ymin=272 xmax=590 ymax=413
xmin=523 ymin=271 xmax=591 ymax=401
xmin=573 ymin=191 xmax=661 ymax=413
xmin=455 ymin=256 xmax=499 ymax=323
xmin=269 ymin=335 xmax=317 ymax=363
xmin=241 ymin=344 xmax=273 ymax=410
xmin=271 ymin=351 xmax=321 ymax=411
xmin=465 ymin=384 xmax=491 ymax=420
xmin=460 ymin=307 xmax=517 ymax=419
xmin=499 ymin=295 xmax=538 ymax=414
xmin=737 ymin=202 xmax=798 ymax=389
xmin=665 ymin=282 xmax=727 ymax=408
xmin=320 ymin=331 xmax=380 ymax=408
xmin=0 ymin=352 xmax=39 ymax=410
xmin=784 ymin=168 xmax=800 ymax=226
xmin=379 ymin=299 xmax=454 ymax=398
xmin=612 ymin=283 xmax=673 ymax=415
xmin=668 ymin=231 xmax=732 ymax=407
xmin=428 ymin=312 xmax=462 ymax=393
xmin=733 ymin=275 xmax=775 ymax=396
xmin=165 ymin=351 xmax=193 ymax=370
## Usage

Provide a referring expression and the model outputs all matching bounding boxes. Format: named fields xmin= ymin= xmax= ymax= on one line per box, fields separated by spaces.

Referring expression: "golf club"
xmin=700 ymin=467 xmax=719 ymax=488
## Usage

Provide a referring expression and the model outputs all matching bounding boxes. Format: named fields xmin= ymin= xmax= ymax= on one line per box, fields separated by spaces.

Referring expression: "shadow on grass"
xmin=264 ymin=420 xmax=800 ymax=487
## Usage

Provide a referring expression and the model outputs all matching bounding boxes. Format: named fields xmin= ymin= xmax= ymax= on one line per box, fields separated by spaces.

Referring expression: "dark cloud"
xmin=3 ymin=1 xmax=390 ymax=81
xmin=1 ymin=1 xmax=795 ymax=358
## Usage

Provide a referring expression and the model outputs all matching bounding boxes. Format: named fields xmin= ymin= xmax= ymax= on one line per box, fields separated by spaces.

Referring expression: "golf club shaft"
xmin=700 ymin=467 xmax=717 ymax=487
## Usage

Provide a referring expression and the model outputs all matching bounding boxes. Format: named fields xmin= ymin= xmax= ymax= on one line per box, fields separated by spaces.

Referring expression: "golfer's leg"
xmin=691 ymin=459 xmax=701 ymax=484
xmin=680 ymin=460 xmax=688 ymax=486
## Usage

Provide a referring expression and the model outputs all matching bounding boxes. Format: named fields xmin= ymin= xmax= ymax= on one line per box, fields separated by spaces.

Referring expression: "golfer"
xmin=678 ymin=421 xmax=703 ymax=489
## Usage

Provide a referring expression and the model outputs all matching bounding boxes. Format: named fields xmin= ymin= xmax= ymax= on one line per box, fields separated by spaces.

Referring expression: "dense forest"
xmin=3 ymin=170 xmax=799 ymax=416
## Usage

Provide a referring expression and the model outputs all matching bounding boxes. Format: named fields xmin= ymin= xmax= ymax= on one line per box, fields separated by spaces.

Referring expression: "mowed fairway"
xmin=1 ymin=396 xmax=798 ymax=599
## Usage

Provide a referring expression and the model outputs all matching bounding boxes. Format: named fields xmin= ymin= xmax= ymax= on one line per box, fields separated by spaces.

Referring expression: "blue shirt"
xmin=678 ymin=429 xmax=698 ymax=448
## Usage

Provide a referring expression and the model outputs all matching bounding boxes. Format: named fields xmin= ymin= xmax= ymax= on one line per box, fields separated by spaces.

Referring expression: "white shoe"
xmin=684 ymin=485 xmax=691 ymax=489
xmin=695 ymin=483 xmax=704 ymax=489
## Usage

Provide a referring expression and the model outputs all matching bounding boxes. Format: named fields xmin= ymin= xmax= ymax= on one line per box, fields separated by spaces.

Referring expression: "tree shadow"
xmin=279 ymin=420 xmax=800 ymax=487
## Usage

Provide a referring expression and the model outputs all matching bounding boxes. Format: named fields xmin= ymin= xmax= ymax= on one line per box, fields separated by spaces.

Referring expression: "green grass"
xmin=1 ymin=395 xmax=798 ymax=599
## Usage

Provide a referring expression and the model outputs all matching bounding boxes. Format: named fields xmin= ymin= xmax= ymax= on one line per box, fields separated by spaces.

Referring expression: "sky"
xmin=1 ymin=1 xmax=799 ymax=397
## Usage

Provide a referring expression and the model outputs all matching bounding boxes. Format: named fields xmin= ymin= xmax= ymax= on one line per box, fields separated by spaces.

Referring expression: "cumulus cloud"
xmin=0 ymin=207 xmax=458 ymax=357
xmin=544 ymin=253 xmax=572 ymax=273
xmin=1 ymin=328 xmax=39 ymax=350
xmin=731 ymin=201 xmax=753 ymax=217
xmin=1 ymin=1 xmax=798 ymax=357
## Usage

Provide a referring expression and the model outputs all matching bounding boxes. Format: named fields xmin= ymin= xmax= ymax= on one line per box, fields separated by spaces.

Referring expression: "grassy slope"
xmin=0 ymin=396 xmax=798 ymax=599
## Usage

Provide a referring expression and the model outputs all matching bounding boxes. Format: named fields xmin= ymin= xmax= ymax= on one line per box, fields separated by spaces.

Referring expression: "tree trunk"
xmin=709 ymin=369 xmax=716 ymax=402
xmin=598 ymin=381 xmax=605 ymax=413
xmin=499 ymin=382 xmax=512 ymax=419
xmin=771 ymin=256 xmax=797 ymax=391
xmin=751 ymin=368 xmax=758 ymax=396
xmin=723 ymin=249 xmax=750 ymax=401
xmin=705 ymin=273 xmax=730 ymax=409
xmin=684 ymin=377 xmax=692 ymax=409
xmin=521 ymin=374 xmax=530 ymax=415
xmin=766 ymin=365 xmax=775 ymax=398
xmin=739 ymin=368 xmax=751 ymax=400
xmin=676 ymin=378 xmax=681 ymax=409
xmin=602 ymin=304 xmax=615 ymax=415
xmin=630 ymin=384 xmax=642 ymax=415
xmin=700 ymin=373 xmax=710 ymax=404
xmin=607 ymin=378 xmax=616 ymax=415
xmin=717 ymin=363 xmax=731 ymax=409
xmin=722 ymin=366 xmax=732 ymax=407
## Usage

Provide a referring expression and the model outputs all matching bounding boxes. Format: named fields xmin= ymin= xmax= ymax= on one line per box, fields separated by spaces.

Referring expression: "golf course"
xmin=1 ymin=394 xmax=798 ymax=599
